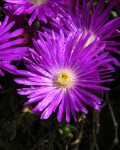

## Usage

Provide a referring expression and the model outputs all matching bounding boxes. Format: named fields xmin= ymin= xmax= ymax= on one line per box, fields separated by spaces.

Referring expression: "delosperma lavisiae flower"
xmin=0 ymin=16 xmax=27 ymax=76
xmin=14 ymin=30 xmax=114 ymax=122
xmin=4 ymin=0 xmax=69 ymax=25
xmin=50 ymin=0 xmax=120 ymax=68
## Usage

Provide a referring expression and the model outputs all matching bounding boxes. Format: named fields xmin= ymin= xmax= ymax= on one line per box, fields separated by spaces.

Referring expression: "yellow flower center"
xmin=31 ymin=0 xmax=48 ymax=5
xmin=55 ymin=70 xmax=75 ymax=89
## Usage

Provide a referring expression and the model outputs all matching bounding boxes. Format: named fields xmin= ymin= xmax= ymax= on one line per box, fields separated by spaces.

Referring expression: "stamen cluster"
xmin=55 ymin=70 xmax=75 ymax=89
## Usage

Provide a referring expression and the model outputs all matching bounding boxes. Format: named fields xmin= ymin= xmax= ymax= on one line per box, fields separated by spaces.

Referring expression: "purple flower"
xmin=15 ymin=30 xmax=113 ymax=122
xmin=4 ymin=0 xmax=69 ymax=25
xmin=50 ymin=0 xmax=120 ymax=67
xmin=0 ymin=16 xmax=27 ymax=76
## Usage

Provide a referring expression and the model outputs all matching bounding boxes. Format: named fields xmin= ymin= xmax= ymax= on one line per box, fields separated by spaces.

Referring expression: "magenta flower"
xmin=4 ymin=0 xmax=69 ymax=25
xmin=51 ymin=0 xmax=120 ymax=67
xmin=0 ymin=16 xmax=27 ymax=76
xmin=15 ymin=30 xmax=113 ymax=122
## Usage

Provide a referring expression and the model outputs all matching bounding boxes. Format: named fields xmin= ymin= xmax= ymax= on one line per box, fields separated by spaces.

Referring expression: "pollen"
xmin=31 ymin=0 xmax=48 ymax=5
xmin=55 ymin=70 xmax=75 ymax=89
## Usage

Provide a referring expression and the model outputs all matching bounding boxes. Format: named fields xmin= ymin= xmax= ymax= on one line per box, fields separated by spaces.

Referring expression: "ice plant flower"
xmin=50 ymin=0 xmax=120 ymax=67
xmin=0 ymin=16 xmax=27 ymax=76
xmin=15 ymin=30 xmax=114 ymax=122
xmin=4 ymin=0 xmax=69 ymax=25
